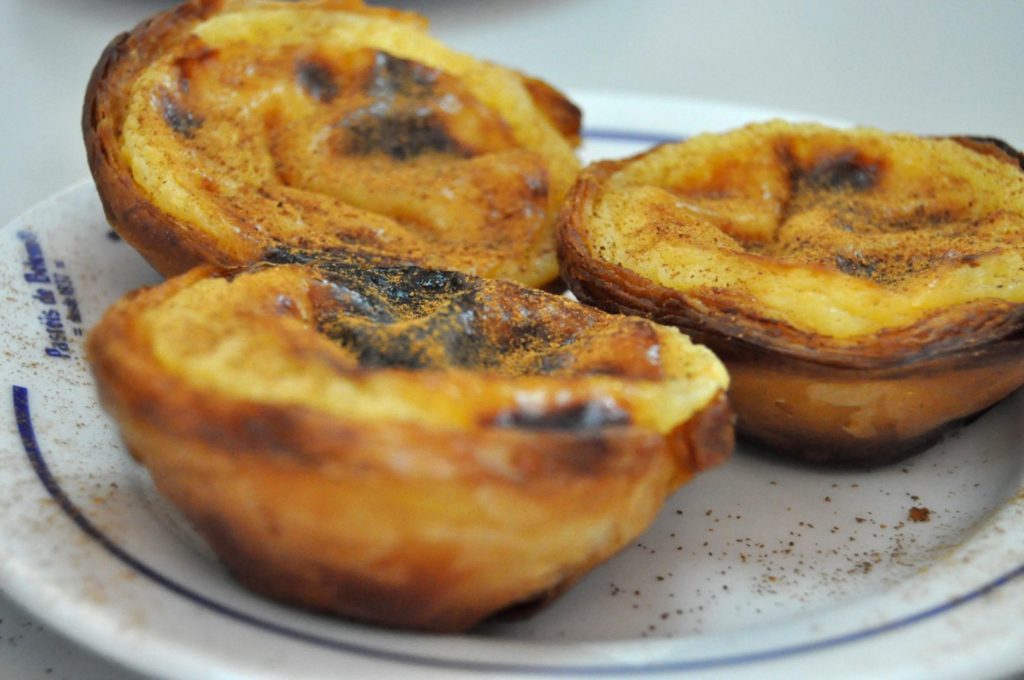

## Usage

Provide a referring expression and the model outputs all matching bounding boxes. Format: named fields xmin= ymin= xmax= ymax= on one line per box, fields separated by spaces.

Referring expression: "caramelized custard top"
xmin=138 ymin=257 xmax=728 ymax=434
xmin=113 ymin=1 xmax=579 ymax=285
xmin=586 ymin=121 xmax=1024 ymax=338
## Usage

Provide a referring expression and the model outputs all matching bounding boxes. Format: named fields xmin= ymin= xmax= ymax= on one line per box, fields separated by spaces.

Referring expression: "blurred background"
xmin=1 ymin=1 xmax=1022 ymax=677
xmin=1 ymin=0 xmax=1022 ymax=228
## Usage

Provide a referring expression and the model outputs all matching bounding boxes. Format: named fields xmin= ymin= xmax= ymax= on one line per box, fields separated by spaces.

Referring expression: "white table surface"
xmin=1 ymin=1 xmax=1022 ymax=678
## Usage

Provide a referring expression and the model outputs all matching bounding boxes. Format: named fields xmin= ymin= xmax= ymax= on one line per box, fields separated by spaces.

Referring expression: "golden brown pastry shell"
xmin=84 ymin=1 xmax=225 ymax=276
xmin=87 ymin=262 xmax=732 ymax=631
xmin=559 ymin=138 xmax=1024 ymax=466
xmin=82 ymin=0 xmax=581 ymax=285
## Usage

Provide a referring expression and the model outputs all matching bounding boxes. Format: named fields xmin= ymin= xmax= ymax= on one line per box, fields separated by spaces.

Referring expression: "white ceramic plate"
xmin=1 ymin=93 xmax=1022 ymax=680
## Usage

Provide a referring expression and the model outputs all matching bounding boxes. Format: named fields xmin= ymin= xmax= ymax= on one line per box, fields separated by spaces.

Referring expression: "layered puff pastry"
xmin=558 ymin=121 xmax=1024 ymax=465
xmin=87 ymin=255 xmax=732 ymax=632
xmin=83 ymin=0 xmax=581 ymax=287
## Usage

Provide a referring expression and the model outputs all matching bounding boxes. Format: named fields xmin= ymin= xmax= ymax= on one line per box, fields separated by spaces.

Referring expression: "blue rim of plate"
xmin=7 ymin=127 xmax=1024 ymax=674
xmin=581 ymin=128 xmax=682 ymax=145
xmin=15 ymin=390 xmax=1024 ymax=675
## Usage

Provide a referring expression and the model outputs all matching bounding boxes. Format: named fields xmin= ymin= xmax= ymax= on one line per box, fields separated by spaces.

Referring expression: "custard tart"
xmin=83 ymin=0 xmax=580 ymax=287
xmin=87 ymin=255 xmax=732 ymax=631
xmin=558 ymin=121 xmax=1024 ymax=465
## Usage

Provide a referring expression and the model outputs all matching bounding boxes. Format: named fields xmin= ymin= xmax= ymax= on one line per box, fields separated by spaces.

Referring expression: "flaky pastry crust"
xmin=558 ymin=121 xmax=1024 ymax=465
xmin=83 ymin=0 xmax=581 ymax=287
xmin=87 ymin=256 xmax=732 ymax=631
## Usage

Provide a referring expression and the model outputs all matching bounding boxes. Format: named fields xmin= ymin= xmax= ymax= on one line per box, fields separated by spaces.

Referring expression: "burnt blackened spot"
xmin=383 ymin=267 xmax=468 ymax=301
xmin=323 ymin=283 xmax=395 ymax=323
xmin=834 ymin=254 xmax=878 ymax=278
xmin=269 ymin=249 xmax=472 ymax=318
xmin=366 ymin=51 xmax=438 ymax=99
xmin=327 ymin=324 xmax=431 ymax=369
xmin=339 ymin=109 xmax=469 ymax=160
xmin=493 ymin=320 xmax=552 ymax=353
xmin=332 ymin=265 xmax=470 ymax=315
xmin=262 ymin=246 xmax=310 ymax=265
xmin=803 ymin=152 xmax=879 ymax=191
xmin=435 ymin=301 xmax=499 ymax=371
xmin=296 ymin=60 xmax=339 ymax=103
xmin=492 ymin=401 xmax=632 ymax=431
xmin=159 ymin=92 xmax=204 ymax=139
xmin=311 ymin=260 xmax=486 ymax=368
xmin=333 ymin=50 xmax=470 ymax=161
xmin=261 ymin=253 xmax=588 ymax=377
